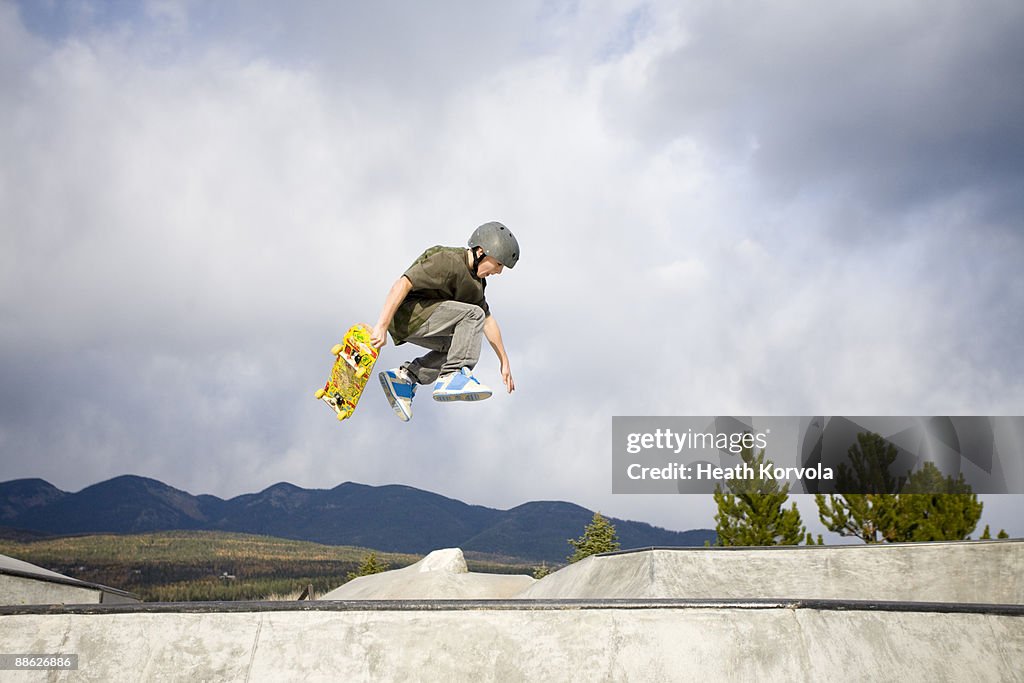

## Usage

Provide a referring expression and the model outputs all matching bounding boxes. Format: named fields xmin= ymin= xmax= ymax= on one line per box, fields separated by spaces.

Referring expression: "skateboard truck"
xmin=329 ymin=341 xmax=374 ymax=378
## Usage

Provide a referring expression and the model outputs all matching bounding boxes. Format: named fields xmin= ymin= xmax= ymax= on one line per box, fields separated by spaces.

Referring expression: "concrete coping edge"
xmin=0 ymin=566 xmax=140 ymax=602
xmin=1 ymin=598 xmax=1022 ymax=617
xmin=597 ymin=538 xmax=1023 ymax=557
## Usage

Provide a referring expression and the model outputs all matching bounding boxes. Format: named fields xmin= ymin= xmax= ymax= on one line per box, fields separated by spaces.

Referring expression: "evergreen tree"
xmin=834 ymin=431 xmax=906 ymax=493
xmin=567 ymin=512 xmax=620 ymax=563
xmin=346 ymin=552 xmax=389 ymax=581
xmin=815 ymin=432 xmax=906 ymax=543
xmin=713 ymin=446 xmax=806 ymax=546
xmin=532 ymin=562 xmax=553 ymax=579
xmin=815 ymin=492 xmax=901 ymax=543
xmin=804 ymin=533 xmax=824 ymax=545
xmin=895 ymin=463 xmax=982 ymax=541
xmin=980 ymin=524 xmax=1010 ymax=539
xmin=817 ymin=432 xmax=983 ymax=543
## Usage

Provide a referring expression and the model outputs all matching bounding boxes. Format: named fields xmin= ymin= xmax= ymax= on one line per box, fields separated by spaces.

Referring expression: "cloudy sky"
xmin=1 ymin=0 xmax=1022 ymax=539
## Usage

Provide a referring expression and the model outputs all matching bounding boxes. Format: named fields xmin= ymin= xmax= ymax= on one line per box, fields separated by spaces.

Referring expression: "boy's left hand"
xmin=501 ymin=361 xmax=515 ymax=393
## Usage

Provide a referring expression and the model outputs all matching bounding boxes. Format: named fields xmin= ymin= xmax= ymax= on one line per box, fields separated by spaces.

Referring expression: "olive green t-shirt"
xmin=389 ymin=246 xmax=490 ymax=344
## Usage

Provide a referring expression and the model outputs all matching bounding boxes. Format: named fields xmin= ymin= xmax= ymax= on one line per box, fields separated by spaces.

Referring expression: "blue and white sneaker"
xmin=432 ymin=367 xmax=492 ymax=402
xmin=379 ymin=368 xmax=416 ymax=421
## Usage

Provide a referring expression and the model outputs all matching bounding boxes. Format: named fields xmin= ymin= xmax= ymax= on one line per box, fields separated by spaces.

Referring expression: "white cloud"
xmin=652 ymin=258 xmax=708 ymax=292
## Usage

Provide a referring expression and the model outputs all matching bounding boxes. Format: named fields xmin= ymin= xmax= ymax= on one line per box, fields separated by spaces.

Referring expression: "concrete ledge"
xmin=518 ymin=540 xmax=1024 ymax=603
xmin=0 ymin=554 xmax=140 ymax=605
xmin=1 ymin=601 xmax=1021 ymax=681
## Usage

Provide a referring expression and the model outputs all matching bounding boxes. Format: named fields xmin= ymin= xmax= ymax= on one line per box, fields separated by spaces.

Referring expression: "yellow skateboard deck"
xmin=314 ymin=323 xmax=380 ymax=421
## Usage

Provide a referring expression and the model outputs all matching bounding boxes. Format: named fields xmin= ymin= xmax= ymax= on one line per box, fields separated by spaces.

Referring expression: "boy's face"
xmin=476 ymin=255 xmax=505 ymax=277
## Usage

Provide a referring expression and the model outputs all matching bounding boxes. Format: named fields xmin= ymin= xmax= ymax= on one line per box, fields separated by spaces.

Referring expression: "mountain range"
xmin=0 ymin=476 xmax=715 ymax=562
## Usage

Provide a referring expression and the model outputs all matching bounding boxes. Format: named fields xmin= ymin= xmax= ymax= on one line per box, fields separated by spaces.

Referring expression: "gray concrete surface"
xmin=518 ymin=540 xmax=1024 ymax=603
xmin=322 ymin=548 xmax=535 ymax=600
xmin=0 ymin=553 xmax=139 ymax=605
xmin=0 ymin=541 xmax=1020 ymax=681
xmin=0 ymin=573 xmax=99 ymax=606
xmin=0 ymin=601 xmax=1020 ymax=682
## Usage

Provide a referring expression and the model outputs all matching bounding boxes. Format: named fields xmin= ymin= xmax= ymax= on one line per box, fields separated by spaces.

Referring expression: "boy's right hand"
xmin=371 ymin=277 xmax=411 ymax=350
xmin=370 ymin=323 xmax=389 ymax=349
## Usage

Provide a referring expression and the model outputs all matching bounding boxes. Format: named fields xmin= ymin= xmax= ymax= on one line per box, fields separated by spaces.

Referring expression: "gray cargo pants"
xmin=400 ymin=301 xmax=485 ymax=385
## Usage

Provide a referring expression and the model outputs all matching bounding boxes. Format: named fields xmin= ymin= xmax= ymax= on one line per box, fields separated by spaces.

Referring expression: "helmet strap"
xmin=471 ymin=247 xmax=485 ymax=276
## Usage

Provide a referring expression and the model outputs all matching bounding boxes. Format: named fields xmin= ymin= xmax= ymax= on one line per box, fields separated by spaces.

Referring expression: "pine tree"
xmin=346 ymin=552 xmax=390 ymax=581
xmin=567 ymin=512 xmax=620 ymax=563
xmin=895 ymin=463 xmax=982 ymax=541
xmin=804 ymin=533 xmax=824 ymax=545
xmin=817 ymin=432 xmax=983 ymax=543
xmin=834 ymin=431 xmax=906 ymax=493
xmin=815 ymin=432 xmax=906 ymax=543
xmin=816 ymin=492 xmax=901 ymax=543
xmin=713 ymin=446 xmax=806 ymax=546
xmin=976 ymin=523 xmax=1008 ymax=540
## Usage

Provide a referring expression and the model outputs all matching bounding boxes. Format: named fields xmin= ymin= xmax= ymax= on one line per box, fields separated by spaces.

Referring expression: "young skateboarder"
xmin=370 ymin=221 xmax=520 ymax=422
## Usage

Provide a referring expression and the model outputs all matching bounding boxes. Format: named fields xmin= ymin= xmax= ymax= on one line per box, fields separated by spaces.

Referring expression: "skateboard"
xmin=314 ymin=323 xmax=380 ymax=421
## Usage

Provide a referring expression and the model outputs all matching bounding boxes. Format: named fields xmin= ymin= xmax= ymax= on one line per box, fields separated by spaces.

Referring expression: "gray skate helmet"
xmin=468 ymin=221 xmax=520 ymax=268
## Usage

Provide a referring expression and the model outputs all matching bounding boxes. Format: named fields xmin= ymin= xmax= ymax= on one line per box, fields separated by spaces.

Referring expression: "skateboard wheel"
xmin=330 ymin=344 xmax=344 ymax=356
xmin=315 ymin=389 xmax=326 ymax=400
xmin=337 ymin=413 xmax=345 ymax=421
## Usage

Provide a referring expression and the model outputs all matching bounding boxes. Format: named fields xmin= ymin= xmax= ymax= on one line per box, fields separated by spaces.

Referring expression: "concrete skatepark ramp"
xmin=321 ymin=548 xmax=535 ymax=600
xmin=0 ymin=553 xmax=139 ymax=606
xmin=0 ymin=541 xmax=1020 ymax=680
xmin=518 ymin=540 xmax=1024 ymax=603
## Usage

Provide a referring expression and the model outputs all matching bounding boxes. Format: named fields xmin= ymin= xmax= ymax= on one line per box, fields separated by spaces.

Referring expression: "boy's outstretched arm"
xmin=484 ymin=315 xmax=515 ymax=393
xmin=370 ymin=276 xmax=413 ymax=348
